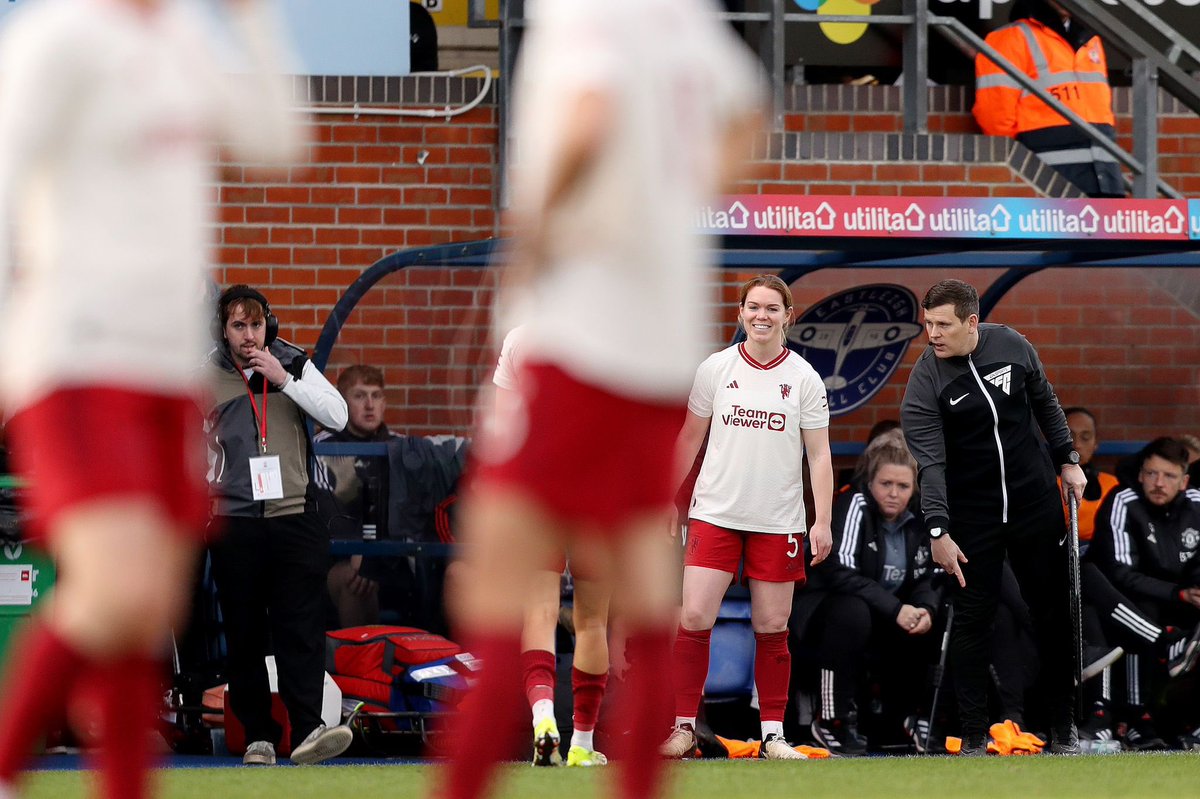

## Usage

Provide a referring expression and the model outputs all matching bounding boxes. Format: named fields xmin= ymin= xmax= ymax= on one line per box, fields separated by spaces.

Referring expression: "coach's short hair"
xmin=922 ymin=279 xmax=979 ymax=322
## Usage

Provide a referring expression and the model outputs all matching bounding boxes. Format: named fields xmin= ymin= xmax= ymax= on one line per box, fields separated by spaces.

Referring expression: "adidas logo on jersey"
xmin=983 ymin=365 xmax=1012 ymax=395
xmin=727 ymin=380 xmax=739 ymax=389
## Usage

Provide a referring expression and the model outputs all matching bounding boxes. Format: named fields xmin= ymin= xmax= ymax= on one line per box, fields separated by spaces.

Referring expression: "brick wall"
xmin=217 ymin=80 xmax=1200 ymax=443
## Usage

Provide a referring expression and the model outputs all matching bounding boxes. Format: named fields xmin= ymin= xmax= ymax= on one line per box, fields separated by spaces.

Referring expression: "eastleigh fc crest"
xmin=787 ymin=284 xmax=922 ymax=416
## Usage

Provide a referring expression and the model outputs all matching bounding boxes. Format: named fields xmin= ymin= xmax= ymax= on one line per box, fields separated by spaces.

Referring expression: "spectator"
xmin=1060 ymin=407 xmax=1120 ymax=544
xmin=316 ymin=364 xmax=468 ymax=633
xmin=836 ymin=419 xmax=902 ymax=492
xmin=317 ymin=365 xmax=395 ymax=628
xmin=1180 ymin=434 xmax=1200 ymax=487
xmin=438 ymin=2 xmax=765 ymax=798
xmin=901 ymin=278 xmax=1086 ymax=756
xmin=792 ymin=441 xmax=943 ymax=755
xmin=663 ymin=274 xmax=833 ymax=761
xmin=973 ymin=0 xmax=1124 ymax=198
xmin=0 ymin=2 xmax=302 ymax=796
xmin=1086 ymin=437 xmax=1200 ymax=749
xmin=1057 ymin=415 xmax=1193 ymax=748
xmin=204 ymin=285 xmax=352 ymax=766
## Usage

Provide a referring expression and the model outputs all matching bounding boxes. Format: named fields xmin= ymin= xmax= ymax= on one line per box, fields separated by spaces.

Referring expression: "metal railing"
xmin=489 ymin=0 xmax=1200 ymax=199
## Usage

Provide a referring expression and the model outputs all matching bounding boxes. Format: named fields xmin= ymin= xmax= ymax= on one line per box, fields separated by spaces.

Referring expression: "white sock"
xmin=571 ymin=728 xmax=595 ymax=751
xmin=532 ymin=699 xmax=556 ymax=728
xmin=762 ymin=721 xmax=784 ymax=740
xmin=674 ymin=716 xmax=697 ymax=729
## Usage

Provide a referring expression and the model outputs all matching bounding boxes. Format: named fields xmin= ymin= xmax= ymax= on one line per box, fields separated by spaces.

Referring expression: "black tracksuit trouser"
xmin=951 ymin=500 xmax=1073 ymax=739
xmin=209 ymin=511 xmax=329 ymax=751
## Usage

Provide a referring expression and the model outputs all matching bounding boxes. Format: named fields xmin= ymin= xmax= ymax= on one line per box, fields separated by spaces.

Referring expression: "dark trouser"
xmin=1081 ymin=562 xmax=1163 ymax=653
xmin=1084 ymin=577 xmax=1200 ymax=716
xmin=951 ymin=501 xmax=1073 ymax=739
xmin=210 ymin=512 xmax=329 ymax=750
xmin=803 ymin=593 xmax=939 ymax=721
xmin=991 ymin=586 xmax=1039 ymax=724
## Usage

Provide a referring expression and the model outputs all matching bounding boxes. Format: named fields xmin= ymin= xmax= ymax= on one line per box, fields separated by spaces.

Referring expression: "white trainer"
xmin=242 ymin=740 xmax=276 ymax=766
xmin=289 ymin=724 xmax=353 ymax=765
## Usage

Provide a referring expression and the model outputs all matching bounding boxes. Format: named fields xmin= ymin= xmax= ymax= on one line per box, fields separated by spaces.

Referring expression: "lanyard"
xmin=238 ymin=368 xmax=269 ymax=454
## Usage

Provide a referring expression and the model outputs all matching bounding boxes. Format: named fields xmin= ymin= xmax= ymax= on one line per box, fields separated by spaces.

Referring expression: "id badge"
xmin=249 ymin=455 xmax=284 ymax=500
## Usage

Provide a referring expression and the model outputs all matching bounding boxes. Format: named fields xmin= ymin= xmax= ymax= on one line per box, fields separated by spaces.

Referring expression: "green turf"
xmin=21 ymin=753 xmax=1200 ymax=799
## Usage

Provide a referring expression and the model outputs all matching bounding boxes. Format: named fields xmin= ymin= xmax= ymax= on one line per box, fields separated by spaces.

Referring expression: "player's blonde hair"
xmin=738 ymin=274 xmax=794 ymax=344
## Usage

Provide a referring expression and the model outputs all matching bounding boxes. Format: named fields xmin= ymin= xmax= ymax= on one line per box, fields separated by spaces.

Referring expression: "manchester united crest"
xmin=780 ymin=384 xmax=792 ymax=400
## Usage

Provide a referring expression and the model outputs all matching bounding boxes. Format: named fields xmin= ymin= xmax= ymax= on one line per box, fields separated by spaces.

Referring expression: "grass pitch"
xmin=21 ymin=753 xmax=1200 ymax=799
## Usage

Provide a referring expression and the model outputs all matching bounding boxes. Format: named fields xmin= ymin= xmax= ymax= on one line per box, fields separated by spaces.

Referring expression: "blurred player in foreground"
xmin=438 ymin=1 xmax=764 ymax=797
xmin=0 ymin=1 xmax=303 ymax=796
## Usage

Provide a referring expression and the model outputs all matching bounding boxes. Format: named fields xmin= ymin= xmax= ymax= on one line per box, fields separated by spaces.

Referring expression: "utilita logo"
xmin=788 ymin=284 xmax=922 ymax=416
xmin=722 ymin=405 xmax=786 ymax=432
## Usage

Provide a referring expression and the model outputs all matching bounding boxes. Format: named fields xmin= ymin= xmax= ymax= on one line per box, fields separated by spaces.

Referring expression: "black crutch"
xmin=925 ymin=603 xmax=954 ymax=753
xmin=1066 ymin=492 xmax=1084 ymax=716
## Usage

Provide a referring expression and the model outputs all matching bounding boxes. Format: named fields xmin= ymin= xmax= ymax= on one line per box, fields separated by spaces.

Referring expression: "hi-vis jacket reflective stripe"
xmin=973 ymin=18 xmax=1114 ymax=140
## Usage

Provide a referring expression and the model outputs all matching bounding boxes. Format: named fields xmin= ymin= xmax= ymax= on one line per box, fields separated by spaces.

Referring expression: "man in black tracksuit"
xmin=901 ymin=279 xmax=1087 ymax=755
xmin=1086 ymin=437 xmax=1200 ymax=745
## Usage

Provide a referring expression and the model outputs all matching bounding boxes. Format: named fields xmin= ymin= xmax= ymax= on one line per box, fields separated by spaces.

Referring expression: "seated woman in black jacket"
xmin=792 ymin=441 xmax=945 ymax=755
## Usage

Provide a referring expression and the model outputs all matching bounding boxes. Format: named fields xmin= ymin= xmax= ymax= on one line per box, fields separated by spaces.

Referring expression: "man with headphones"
xmin=204 ymin=285 xmax=351 ymax=766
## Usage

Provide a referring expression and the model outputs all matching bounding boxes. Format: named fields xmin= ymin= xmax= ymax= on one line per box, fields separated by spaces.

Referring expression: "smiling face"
xmin=739 ymin=285 xmax=792 ymax=347
xmin=923 ymin=303 xmax=978 ymax=359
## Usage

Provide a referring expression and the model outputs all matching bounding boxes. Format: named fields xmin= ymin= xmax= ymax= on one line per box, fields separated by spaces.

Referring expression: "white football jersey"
xmin=688 ymin=344 xmax=829 ymax=534
xmin=508 ymin=0 xmax=763 ymax=400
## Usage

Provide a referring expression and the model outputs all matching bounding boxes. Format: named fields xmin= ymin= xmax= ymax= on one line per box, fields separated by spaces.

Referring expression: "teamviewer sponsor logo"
xmin=721 ymin=405 xmax=786 ymax=431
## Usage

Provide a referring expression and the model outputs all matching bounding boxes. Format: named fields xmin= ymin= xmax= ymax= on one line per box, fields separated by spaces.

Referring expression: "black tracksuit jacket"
xmin=901 ymin=323 xmax=1075 ymax=534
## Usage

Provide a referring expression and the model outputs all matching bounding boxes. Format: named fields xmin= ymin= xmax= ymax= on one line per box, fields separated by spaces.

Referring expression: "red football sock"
xmin=0 ymin=622 xmax=86 ymax=785
xmin=93 ymin=656 xmax=161 ymax=799
xmin=616 ymin=627 xmax=674 ymax=799
xmin=754 ymin=630 xmax=790 ymax=724
xmin=571 ymin=667 xmax=608 ymax=733
xmin=520 ymin=649 xmax=556 ymax=709
xmin=440 ymin=632 xmax=525 ymax=799
xmin=671 ymin=625 xmax=711 ymax=719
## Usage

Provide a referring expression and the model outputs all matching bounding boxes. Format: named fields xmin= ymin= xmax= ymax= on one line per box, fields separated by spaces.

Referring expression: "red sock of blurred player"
xmin=0 ymin=622 xmax=86 ymax=785
xmin=443 ymin=632 xmax=525 ymax=799
xmin=616 ymin=628 xmax=673 ymax=799
xmin=571 ymin=667 xmax=607 ymax=742
xmin=94 ymin=656 xmax=160 ymax=799
xmin=671 ymin=625 xmax=711 ymax=720
xmin=521 ymin=649 xmax=556 ymax=711
xmin=754 ymin=631 xmax=790 ymax=729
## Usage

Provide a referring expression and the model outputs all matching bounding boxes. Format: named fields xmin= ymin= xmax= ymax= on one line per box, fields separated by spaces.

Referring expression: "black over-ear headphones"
xmin=214 ymin=285 xmax=278 ymax=346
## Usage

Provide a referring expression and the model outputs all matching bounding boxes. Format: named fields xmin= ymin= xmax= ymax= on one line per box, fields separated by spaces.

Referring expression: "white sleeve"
xmin=282 ymin=359 xmax=348 ymax=432
xmin=0 ymin=9 xmax=83 ymax=304
xmin=493 ymin=326 xmax=523 ymax=391
xmin=797 ymin=365 xmax=831 ymax=430
xmin=190 ymin=0 xmax=307 ymax=165
xmin=686 ymin=355 xmax=717 ymax=419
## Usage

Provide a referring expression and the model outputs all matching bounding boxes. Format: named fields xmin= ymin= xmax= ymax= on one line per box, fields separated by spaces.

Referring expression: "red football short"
xmin=7 ymin=386 xmax=210 ymax=539
xmin=683 ymin=519 xmax=807 ymax=584
xmin=470 ymin=361 xmax=685 ymax=532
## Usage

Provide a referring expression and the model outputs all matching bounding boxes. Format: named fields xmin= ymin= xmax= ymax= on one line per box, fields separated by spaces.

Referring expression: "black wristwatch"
xmin=1064 ymin=450 xmax=1081 ymax=466
xmin=929 ymin=527 xmax=948 ymax=540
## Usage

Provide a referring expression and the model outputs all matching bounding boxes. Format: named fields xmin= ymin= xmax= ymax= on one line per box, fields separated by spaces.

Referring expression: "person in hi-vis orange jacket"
xmin=974 ymin=0 xmax=1124 ymax=198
